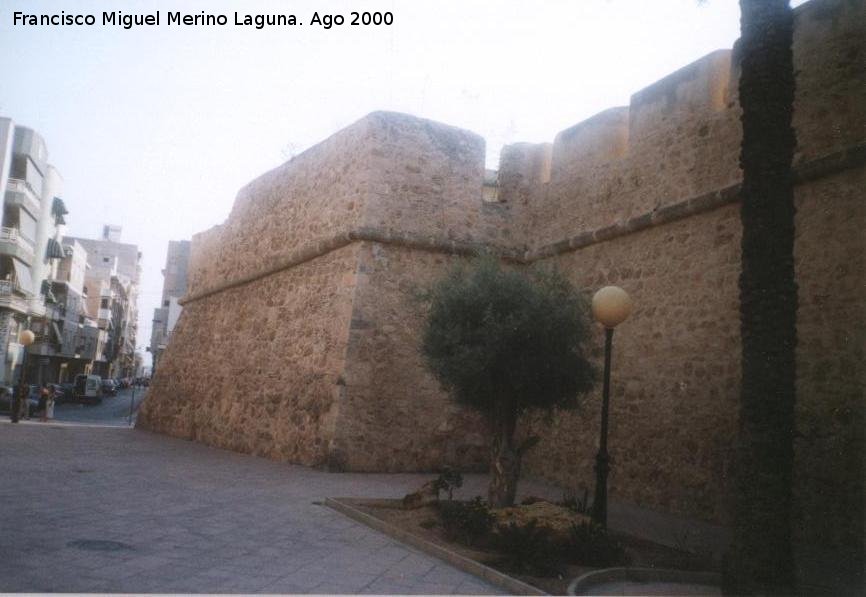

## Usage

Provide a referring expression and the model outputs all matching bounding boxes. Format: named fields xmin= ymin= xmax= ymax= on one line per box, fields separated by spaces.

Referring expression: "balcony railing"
xmin=0 ymin=227 xmax=35 ymax=261
xmin=0 ymin=278 xmax=32 ymax=314
xmin=5 ymin=178 xmax=41 ymax=216
xmin=1 ymin=227 xmax=19 ymax=242
xmin=28 ymin=334 xmax=58 ymax=356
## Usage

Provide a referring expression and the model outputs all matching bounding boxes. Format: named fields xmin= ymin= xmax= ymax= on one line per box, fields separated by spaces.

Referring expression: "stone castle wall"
xmin=139 ymin=242 xmax=361 ymax=464
xmin=140 ymin=0 xmax=864 ymax=586
xmin=514 ymin=0 xmax=864 ymax=508
xmin=139 ymin=112 xmax=516 ymax=464
xmin=329 ymin=242 xmax=490 ymax=472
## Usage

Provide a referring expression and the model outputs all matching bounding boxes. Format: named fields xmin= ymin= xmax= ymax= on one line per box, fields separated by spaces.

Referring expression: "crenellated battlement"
xmin=499 ymin=47 xmax=742 ymax=252
xmin=185 ymin=0 xmax=864 ymax=303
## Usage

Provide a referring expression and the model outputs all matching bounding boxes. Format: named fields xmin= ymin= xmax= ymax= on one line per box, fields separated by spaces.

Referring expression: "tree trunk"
xmin=726 ymin=1 xmax=797 ymax=594
xmin=488 ymin=410 xmax=520 ymax=508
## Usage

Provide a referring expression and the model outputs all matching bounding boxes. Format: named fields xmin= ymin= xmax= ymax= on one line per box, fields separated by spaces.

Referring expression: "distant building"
xmin=65 ymin=231 xmax=141 ymax=379
xmin=149 ymin=240 xmax=190 ymax=373
xmin=102 ymin=224 xmax=122 ymax=243
xmin=44 ymin=239 xmax=102 ymax=381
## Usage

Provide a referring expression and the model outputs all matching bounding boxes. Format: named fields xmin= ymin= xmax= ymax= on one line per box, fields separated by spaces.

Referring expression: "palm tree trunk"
xmin=727 ymin=0 xmax=797 ymax=594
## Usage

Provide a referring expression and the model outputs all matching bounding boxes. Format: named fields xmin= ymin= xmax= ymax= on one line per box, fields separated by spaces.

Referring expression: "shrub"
xmin=565 ymin=521 xmax=630 ymax=567
xmin=558 ymin=488 xmax=591 ymax=515
xmin=434 ymin=468 xmax=463 ymax=500
xmin=493 ymin=520 xmax=562 ymax=576
xmin=438 ymin=497 xmax=494 ymax=546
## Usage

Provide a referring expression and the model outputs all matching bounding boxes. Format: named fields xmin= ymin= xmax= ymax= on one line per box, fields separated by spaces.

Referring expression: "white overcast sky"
xmin=0 ymin=0 xmax=807 ymax=365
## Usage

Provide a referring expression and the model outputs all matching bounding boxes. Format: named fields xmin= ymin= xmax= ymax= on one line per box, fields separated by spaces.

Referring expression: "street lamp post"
xmin=590 ymin=286 xmax=633 ymax=528
xmin=11 ymin=329 xmax=35 ymax=423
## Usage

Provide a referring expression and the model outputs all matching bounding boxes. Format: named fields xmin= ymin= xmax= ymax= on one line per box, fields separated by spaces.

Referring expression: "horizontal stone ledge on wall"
xmin=181 ymin=141 xmax=865 ymax=306
xmin=180 ymin=229 xmax=522 ymax=306
xmin=348 ymin=227 xmax=524 ymax=262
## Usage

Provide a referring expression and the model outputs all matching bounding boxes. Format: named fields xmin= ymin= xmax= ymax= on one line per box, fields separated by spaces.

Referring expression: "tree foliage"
xmin=422 ymin=256 xmax=595 ymax=416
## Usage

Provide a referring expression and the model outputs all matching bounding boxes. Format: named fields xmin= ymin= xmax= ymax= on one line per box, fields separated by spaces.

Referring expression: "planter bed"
xmin=327 ymin=497 xmax=718 ymax=596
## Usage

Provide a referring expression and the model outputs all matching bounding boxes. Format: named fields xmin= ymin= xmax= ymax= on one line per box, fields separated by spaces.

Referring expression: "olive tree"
xmin=421 ymin=256 xmax=596 ymax=507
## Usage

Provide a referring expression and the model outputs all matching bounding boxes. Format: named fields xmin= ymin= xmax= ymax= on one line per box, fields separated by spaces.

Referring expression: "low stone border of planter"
xmin=324 ymin=497 xmax=547 ymax=596
xmin=567 ymin=566 xmax=722 ymax=595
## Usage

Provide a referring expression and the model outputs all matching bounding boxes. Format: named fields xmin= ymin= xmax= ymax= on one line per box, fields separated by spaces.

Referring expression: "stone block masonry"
xmin=138 ymin=0 xmax=865 ymax=590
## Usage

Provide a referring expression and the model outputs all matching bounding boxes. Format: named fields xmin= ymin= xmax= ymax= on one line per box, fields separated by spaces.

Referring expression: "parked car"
xmin=73 ymin=374 xmax=102 ymax=405
xmin=48 ymin=383 xmax=65 ymax=403
xmin=101 ymin=378 xmax=117 ymax=397
xmin=0 ymin=385 xmax=38 ymax=417
xmin=57 ymin=383 xmax=75 ymax=404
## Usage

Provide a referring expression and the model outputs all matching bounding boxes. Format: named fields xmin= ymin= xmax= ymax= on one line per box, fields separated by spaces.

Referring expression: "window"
xmin=100 ymin=298 xmax=109 ymax=309
xmin=10 ymin=155 xmax=44 ymax=197
xmin=18 ymin=210 xmax=37 ymax=243
xmin=103 ymin=257 xmax=110 ymax=263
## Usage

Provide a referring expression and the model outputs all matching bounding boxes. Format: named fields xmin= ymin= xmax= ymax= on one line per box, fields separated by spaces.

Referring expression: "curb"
xmin=0 ymin=419 xmax=133 ymax=429
xmin=324 ymin=497 xmax=547 ymax=596
xmin=567 ymin=566 xmax=722 ymax=595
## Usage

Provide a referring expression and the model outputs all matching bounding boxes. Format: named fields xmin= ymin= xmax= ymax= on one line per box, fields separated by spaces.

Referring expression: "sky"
xmin=0 ymin=0 xmax=807 ymax=367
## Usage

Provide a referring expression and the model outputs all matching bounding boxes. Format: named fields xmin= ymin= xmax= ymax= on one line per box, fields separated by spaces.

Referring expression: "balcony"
xmin=28 ymin=334 xmax=57 ymax=357
xmin=97 ymin=307 xmax=112 ymax=329
xmin=0 ymin=227 xmax=35 ymax=265
xmin=5 ymin=178 xmax=41 ymax=217
xmin=0 ymin=279 xmax=29 ymax=314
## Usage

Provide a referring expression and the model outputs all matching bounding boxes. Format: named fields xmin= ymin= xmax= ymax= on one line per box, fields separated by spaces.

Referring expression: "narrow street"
xmin=52 ymin=387 xmax=148 ymax=427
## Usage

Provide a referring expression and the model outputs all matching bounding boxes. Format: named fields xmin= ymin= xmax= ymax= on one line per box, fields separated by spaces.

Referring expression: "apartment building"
xmin=149 ymin=240 xmax=190 ymax=373
xmin=66 ymin=227 xmax=141 ymax=379
xmin=0 ymin=118 xmax=70 ymax=386
xmin=44 ymin=239 xmax=102 ymax=381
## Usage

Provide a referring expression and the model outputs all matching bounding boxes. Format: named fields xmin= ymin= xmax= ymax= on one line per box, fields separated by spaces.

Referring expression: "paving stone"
xmin=0 ymin=423 xmax=509 ymax=594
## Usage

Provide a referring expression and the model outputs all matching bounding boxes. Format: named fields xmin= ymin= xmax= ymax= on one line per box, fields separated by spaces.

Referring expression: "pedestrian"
xmin=38 ymin=385 xmax=49 ymax=422
xmin=45 ymin=385 xmax=55 ymax=420
xmin=2 ymin=387 xmax=12 ymax=422
xmin=14 ymin=382 xmax=28 ymax=421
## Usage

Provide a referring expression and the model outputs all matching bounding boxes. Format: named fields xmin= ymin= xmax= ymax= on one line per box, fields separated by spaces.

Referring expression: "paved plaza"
xmin=0 ymin=421 xmax=500 ymax=594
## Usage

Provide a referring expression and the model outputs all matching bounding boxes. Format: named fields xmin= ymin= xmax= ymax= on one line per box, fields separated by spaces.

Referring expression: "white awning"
xmin=12 ymin=259 xmax=33 ymax=294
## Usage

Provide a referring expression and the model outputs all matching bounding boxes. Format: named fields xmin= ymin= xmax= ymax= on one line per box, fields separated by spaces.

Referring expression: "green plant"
xmin=558 ymin=488 xmax=591 ymax=515
xmin=494 ymin=520 xmax=562 ymax=576
xmin=565 ymin=521 xmax=629 ymax=567
xmin=433 ymin=467 xmax=463 ymax=500
xmin=438 ymin=497 xmax=494 ymax=546
xmin=422 ymin=256 xmax=596 ymax=507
